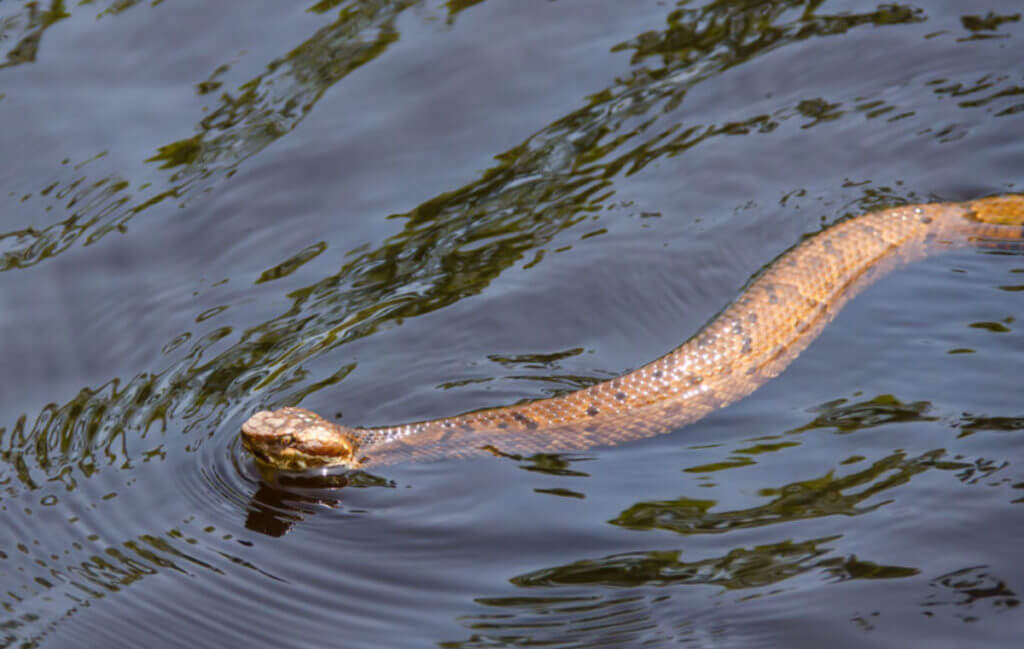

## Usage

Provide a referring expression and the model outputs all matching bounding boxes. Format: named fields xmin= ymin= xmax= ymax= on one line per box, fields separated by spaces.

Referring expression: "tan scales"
xmin=241 ymin=195 xmax=1024 ymax=471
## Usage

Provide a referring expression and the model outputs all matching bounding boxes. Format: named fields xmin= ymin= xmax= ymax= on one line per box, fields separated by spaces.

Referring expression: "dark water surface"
xmin=2 ymin=1 xmax=1024 ymax=647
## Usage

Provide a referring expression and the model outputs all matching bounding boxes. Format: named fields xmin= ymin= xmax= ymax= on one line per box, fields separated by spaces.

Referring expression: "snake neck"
xmin=358 ymin=200 xmax=979 ymax=442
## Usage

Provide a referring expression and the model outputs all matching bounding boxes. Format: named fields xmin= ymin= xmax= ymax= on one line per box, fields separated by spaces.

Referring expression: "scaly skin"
xmin=241 ymin=195 xmax=1024 ymax=471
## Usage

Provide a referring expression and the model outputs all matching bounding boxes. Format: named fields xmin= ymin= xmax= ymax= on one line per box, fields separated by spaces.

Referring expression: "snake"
xmin=241 ymin=194 xmax=1024 ymax=471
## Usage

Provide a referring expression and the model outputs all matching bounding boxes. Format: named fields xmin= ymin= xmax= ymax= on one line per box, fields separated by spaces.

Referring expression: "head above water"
xmin=240 ymin=407 xmax=360 ymax=471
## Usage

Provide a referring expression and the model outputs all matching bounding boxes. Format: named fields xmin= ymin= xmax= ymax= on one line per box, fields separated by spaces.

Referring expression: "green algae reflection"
xmin=2 ymin=0 xmax=1019 ymax=532
xmin=1 ymin=0 xmax=935 ymax=273
xmin=0 ymin=1 xmax=939 ymax=505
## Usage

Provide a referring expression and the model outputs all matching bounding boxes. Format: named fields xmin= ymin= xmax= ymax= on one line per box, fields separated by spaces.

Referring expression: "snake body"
xmin=241 ymin=195 xmax=1024 ymax=471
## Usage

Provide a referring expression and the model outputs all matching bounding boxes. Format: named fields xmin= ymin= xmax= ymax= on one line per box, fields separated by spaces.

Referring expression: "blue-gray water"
xmin=2 ymin=2 xmax=1023 ymax=647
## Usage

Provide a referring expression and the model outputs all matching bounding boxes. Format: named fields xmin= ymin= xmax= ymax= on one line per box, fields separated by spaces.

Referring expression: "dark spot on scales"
xmin=732 ymin=320 xmax=743 ymax=335
xmin=861 ymin=225 xmax=882 ymax=241
xmin=512 ymin=412 xmax=538 ymax=430
xmin=747 ymin=312 xmax=758 ymax=323
xmin=586 ymin=406 xmax=599 ymax=416
xmin=497 ymin=422 xmax=509 ymax=429
xmin=653 ymin=370 xmax=663 ymax=378
xmin=689 ymin=375 xmax=703 ymax=385
xmin=741 ymin=336 xmax=752 ymax=354
xmin=615 ymin=392 xmax=627 ymax=401
xmin=919 ymin=214 xmax=933 ymax=224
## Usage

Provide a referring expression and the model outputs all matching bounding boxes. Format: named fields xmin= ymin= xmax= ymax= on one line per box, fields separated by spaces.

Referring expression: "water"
xmin=1 ymin=1 xmax=1023 ymax=647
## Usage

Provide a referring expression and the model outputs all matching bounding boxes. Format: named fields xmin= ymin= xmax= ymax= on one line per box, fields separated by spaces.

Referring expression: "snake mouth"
xmin=240 ymin=408 xmax=359 ymax=471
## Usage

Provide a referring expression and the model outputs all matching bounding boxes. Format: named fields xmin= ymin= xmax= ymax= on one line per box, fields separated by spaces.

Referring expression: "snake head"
xmin=241 ymin=407 xmax=360 ymax=471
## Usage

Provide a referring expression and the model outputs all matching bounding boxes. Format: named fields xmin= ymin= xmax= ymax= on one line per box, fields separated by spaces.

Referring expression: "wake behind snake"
xmin=241 ymin=195 xmax=1024 ymax=471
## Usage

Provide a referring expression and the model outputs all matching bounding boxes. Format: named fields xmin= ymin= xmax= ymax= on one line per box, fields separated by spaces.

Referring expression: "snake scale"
xmin=241 ymin=195 xmax=1024 ymax=471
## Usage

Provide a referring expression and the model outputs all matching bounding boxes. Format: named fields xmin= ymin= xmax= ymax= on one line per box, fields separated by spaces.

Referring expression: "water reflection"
xmin=618 ymin=449 xmax=943 ymax=535
xmin=511 ymin=538 xmax=917 ymax=590
xmin=446 ymin=537 xmax=918 ymax=647
xmin=243 ymin=470 xmax=393 ymax=537
xmin=0 ymin=518 xmax=282 ymax=646
xmin=5 ymin=0 xmax=975 ymax=275
xmin=0 ymin=1 xmax=67 ymax=71
xmin=2 ymin=0 xmax=415 ymax=272
xmin=0 ymin=1 xmax=956 ymax=509
xmin=1 ymin=2 xmax=1023 ymax=645
xmin=788 ymin=393 xmax=937 ymax=435
xmin=959 ymin=11 xmax=1021 ymax=40
xmin=438 ymin=390 xmax=1023 ymax=646
xmin=922 ymin=566 xmax=1020 ymax=618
